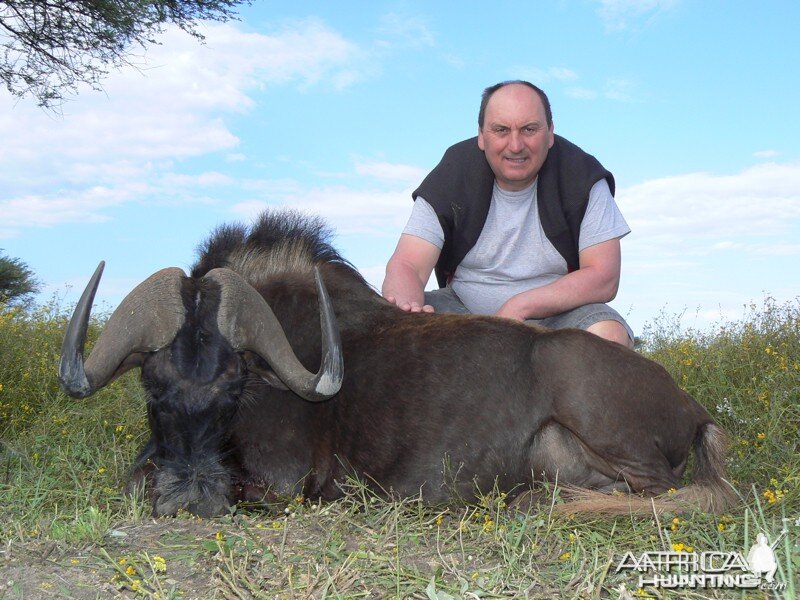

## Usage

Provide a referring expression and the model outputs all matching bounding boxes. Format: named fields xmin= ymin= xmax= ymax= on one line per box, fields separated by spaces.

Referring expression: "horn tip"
xmin=58 ymin=357 xmax=93 ymax=398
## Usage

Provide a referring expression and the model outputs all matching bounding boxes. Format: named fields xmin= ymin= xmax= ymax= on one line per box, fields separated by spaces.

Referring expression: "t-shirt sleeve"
xmin=401 ymin=196 xmax=445 ymax=249
xmin=578 ymin=179 xmax=631 ymax=252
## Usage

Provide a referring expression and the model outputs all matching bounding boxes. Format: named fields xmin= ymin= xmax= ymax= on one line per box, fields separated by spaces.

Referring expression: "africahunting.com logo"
xmin=615 ymin=519 xmax=797 ymax=592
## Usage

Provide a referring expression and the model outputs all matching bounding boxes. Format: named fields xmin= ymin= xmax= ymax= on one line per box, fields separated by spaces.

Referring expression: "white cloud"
xmin=617 ymin=161 xmax=800 ymax=257
xmin=507 ymin=65 xmax=635 ymax=104
xmin=0 ymin=19 xmax=367 ymax=233
xmin=565 ymin=77 xmax=637 ymax=102
xmin=0 ymin=188 xmax=129 ymax=234
xmin=355 ymin=160 xmax=427 ymax=185
xmin=597 ymin=0 xmax=679 ymax=32
xmin=377 ymin=13 xmax=436 ymax=48
xmin=231 ymin=184 xmax=414 ymax=237
xmin=566 ymin=87 xmax=599 ymax=100
xmin=603 ymin=77 xmax=636 ymax=102
xmin=746 ymin=243 xmax=800 ymax=256
xmin=754 ymin=149 xmax=780 ymax=158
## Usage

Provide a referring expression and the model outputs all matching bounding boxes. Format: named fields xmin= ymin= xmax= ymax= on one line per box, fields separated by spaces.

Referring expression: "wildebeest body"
xmin=232 ymin=289 xmax=707 ymax=502
xmin=61 ymin=210 xmax=732 ymax=516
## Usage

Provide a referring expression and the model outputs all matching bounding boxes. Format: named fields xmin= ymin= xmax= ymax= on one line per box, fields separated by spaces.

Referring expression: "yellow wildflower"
xmin=670 ymin=517 xmax=680 ymax=531
xmin=131 ymin=580 xmax=141 ymax=592
xmin=757 ymin=432 xmax=766 ymax=440
xmin=125 ymin=565 xmax=136 ymax=576
xmin=482 ymin=514 xmax=495 ymax=533
xmin=435 ymin=515 xmax=444 ymax=527
xmin=559 ymin=551 xmax=572 ymax=561
xmin=153 ymin=555 xmax=167 ymax=573
xmin=97 ymin=467 xmax=106 ymax=475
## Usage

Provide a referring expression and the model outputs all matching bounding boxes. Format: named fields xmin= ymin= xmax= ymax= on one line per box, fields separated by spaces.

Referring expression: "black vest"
xmin=413 ymin=135 xmax=615 ymax=287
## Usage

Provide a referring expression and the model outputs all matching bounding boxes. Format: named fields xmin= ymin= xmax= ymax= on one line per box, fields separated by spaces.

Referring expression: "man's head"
xmin=477 ymin=81 xmax=555 ymax=192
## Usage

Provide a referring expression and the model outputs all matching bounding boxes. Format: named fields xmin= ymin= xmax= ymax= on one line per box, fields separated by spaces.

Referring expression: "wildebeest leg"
xmin=527 ymin=421 xmax=632 ymax=489
xmin=126 ymin=437 xmax=157 ymax=496
xmin=511 ymin=422 xmax=636 ymax=513
xmin=528 ymin=421 xmax=682 ymax=497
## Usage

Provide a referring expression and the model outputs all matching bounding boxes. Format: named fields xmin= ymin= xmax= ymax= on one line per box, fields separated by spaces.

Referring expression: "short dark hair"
xmin=478 ymin=80 xmax=552 ymax=129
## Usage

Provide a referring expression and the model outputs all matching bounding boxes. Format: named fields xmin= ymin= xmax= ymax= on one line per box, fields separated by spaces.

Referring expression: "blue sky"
xmin=2 ymin=0 xmax=799 ymax=336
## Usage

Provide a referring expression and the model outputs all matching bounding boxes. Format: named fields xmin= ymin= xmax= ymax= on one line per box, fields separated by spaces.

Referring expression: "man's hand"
xmin=385 ymin=296 xmax=435 ymax=313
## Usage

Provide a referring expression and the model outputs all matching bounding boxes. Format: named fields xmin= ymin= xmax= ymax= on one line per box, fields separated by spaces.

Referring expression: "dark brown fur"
xmin=130 ymin=210 xmax=735 ymax=516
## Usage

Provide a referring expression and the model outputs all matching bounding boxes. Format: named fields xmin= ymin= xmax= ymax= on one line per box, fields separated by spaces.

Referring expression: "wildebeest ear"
xmin=242 ymin=351 xmax=289 ymax=390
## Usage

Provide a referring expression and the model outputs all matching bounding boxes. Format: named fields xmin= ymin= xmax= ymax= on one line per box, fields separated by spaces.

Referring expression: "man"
xmin=382 ymin=80 xmax=633 ymax=347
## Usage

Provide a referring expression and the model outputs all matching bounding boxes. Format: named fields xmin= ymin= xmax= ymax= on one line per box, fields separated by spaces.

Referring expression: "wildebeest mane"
xmin=190 ymin=209 xmax=368 ymax=290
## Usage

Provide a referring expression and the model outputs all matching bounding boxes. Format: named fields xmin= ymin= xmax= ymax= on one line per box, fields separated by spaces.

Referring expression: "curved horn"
xmin=59 ymin=263 xmax=187 ymax=398
xmin=205 ymin=267 xmax=343 ymax=402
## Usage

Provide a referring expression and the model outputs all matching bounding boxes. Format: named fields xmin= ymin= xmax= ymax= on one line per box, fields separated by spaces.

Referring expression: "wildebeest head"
xmin=59 ymin=262 xmax=343 ymax=517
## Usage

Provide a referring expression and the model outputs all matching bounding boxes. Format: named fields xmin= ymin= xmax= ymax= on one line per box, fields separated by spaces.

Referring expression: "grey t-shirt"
xmin=402 ymin=178 xmax=630 ymax=315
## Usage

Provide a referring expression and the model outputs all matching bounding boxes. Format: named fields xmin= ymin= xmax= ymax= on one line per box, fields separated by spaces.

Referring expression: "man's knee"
xmin=586 ymin=319 xmax=634 ymax=348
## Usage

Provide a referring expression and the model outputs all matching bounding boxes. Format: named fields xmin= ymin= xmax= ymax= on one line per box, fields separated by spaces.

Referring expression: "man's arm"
xmin=495 ymin=237 xmax=621 ymax=321
xmin=382 ymin=234 xmax=441 ymax=312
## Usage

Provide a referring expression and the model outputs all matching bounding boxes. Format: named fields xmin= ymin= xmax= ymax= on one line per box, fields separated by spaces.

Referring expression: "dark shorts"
xmin=424 ymin=286 xmax=634 ymax=341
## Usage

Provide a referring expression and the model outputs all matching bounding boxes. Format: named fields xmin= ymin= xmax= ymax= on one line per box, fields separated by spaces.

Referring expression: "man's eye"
xmin=524 ymin=126 xmax=539 ymax=134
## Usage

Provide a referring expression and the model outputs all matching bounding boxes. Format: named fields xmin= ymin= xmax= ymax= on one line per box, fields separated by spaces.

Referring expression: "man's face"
xmin=478 ymin=84 xmax=555 ymax=192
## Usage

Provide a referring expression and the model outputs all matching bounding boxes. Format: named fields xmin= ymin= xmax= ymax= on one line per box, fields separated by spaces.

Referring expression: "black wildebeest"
xmin=59 ymin=210 xmax=734 ymax=517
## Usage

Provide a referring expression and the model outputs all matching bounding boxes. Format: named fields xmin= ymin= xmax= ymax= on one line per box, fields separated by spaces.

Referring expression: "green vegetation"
xmin=0 ymin=297 xmax=798 ymax=598
xmin=0 ymin=250 xmax=40 ymax=307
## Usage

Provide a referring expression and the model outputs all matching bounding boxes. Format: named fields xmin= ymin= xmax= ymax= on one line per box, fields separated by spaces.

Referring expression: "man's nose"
xmin=508 ymin=131 xmax=524 ymax=152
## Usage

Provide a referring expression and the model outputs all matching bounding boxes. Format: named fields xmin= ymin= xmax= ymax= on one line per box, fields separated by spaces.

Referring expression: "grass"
xmin=0 ymin=296 xmax=798 ymax=598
